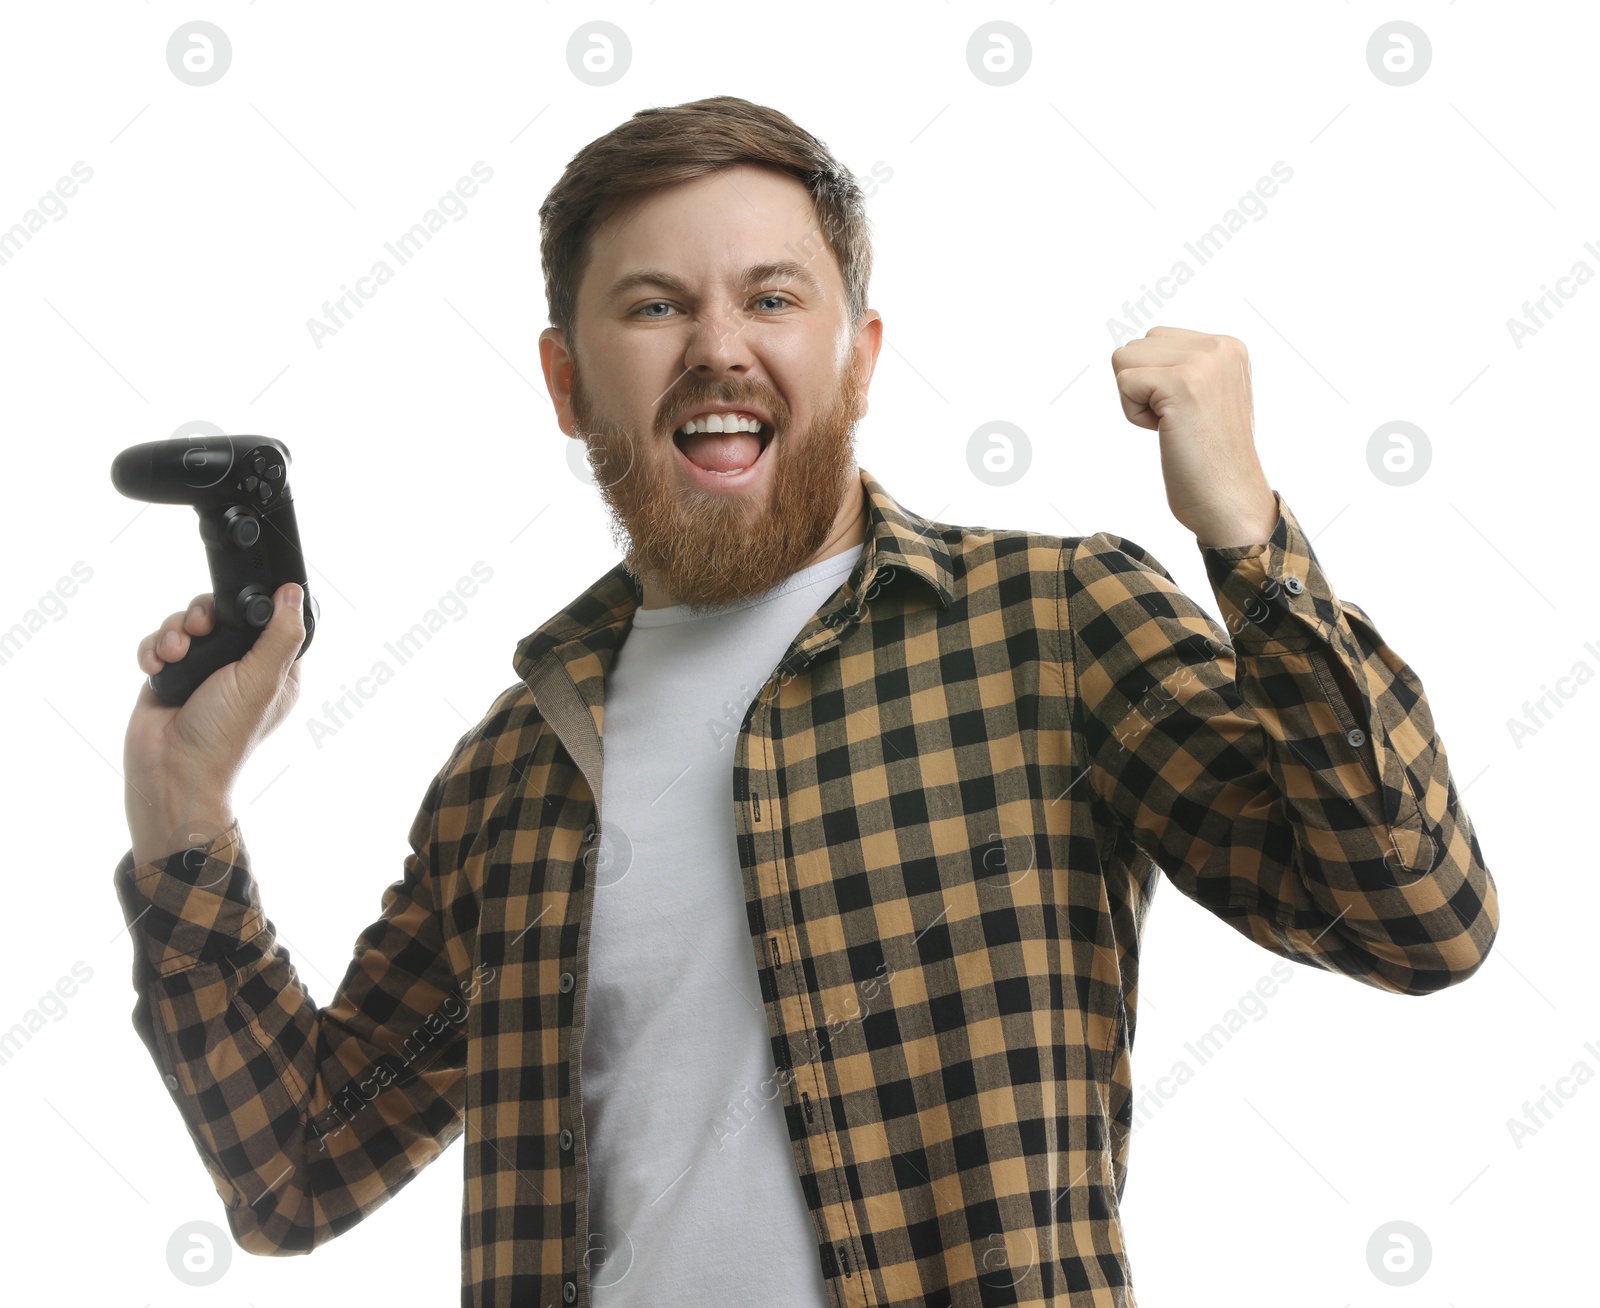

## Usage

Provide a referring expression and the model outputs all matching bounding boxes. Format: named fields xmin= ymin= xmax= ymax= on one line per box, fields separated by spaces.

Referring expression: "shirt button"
xmin=563 ymin=1280 xmax=577 ymax=1303
xmin=559 ymin=971 xmax=575 ymax=994
xmin=560 ymin=1128 xmax=573 ymax=1151
xmin=1284 ymin=576 xmax=1304 ymax=595
xmin=164 ymin=1074 xmax=178 ymax=1090
xmin=1346 ymin=727 xmax=1366 ymax=748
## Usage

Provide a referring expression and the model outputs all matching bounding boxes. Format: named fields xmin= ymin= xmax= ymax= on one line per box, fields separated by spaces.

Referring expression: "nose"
xmin=682 ymin=299 xmax=756 ymax=378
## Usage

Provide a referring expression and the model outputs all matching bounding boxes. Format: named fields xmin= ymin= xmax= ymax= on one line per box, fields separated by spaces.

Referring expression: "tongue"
xmin=679 ymin=430 xmax=762 ymax=472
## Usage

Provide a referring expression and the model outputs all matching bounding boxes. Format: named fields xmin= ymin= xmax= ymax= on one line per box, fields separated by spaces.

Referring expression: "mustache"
xmin=654 ymin=381 xmax=789 ymax=435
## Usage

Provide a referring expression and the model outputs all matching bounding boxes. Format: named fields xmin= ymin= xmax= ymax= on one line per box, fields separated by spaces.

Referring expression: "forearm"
xmin=125 ymin=911 xmax=467 ymax=1253
xmin=112 ymin=821 xmax=470 ymax=1254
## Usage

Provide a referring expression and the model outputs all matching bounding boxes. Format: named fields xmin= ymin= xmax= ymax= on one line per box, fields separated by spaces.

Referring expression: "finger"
xmin=235 ymin=583 xmax=306 ymax=696
xmin=150 ymin=609 xmax=197 ymax=665
xmin=1113 ymin=365 xmax=1163 ymax=430
xmin=1113 ymin=338 xmax=1191 ymax=370
xmin=138 ymin=616 xmax=183 ymax=671
xmin=182 ymin=597 xmax=215 ymax=636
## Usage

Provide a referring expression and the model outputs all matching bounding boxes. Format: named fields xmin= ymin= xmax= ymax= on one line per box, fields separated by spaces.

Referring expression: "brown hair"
xmin=538 ymin=96 xmax=873 ymax=345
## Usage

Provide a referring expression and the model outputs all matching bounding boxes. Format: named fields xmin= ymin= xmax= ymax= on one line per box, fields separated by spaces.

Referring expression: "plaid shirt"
xmin=113 ymin=466 xmax=1498 ymax=1307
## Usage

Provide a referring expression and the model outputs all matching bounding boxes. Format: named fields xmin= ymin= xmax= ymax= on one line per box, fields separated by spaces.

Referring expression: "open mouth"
xmin=672 ymin=420 xmax=773 ymax=478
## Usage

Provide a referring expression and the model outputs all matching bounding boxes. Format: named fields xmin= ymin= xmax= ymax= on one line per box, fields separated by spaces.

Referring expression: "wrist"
xmin=126 ymin=781 xmax=236 ymax=869
xmin=1193 ymin=487 xmax=1279 ymax=549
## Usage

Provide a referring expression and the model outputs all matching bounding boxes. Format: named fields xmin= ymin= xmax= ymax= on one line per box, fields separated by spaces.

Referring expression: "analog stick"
xmin=238 ymin=586 xmax=276 ymax=629
xmin=224 ymin=505 xmax=262 ymax=549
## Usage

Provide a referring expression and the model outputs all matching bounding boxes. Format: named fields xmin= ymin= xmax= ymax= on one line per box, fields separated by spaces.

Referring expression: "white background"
xmin=0 ymin=2 xmax=1589 ymax=1304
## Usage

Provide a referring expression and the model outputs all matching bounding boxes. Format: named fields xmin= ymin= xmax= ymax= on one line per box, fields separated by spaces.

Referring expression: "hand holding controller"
xmin=111 ymin=435 xmax=320 ymax=705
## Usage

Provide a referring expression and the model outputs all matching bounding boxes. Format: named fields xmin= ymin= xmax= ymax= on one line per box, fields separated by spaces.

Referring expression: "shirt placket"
xmin=527 ymin=642 xmax=614 ymax=1308
xmin=737 ymin=618 xmax=879 ymax=1308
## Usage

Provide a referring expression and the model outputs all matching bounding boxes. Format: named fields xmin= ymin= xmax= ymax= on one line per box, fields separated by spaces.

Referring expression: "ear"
xmin=539 ymin=327 xmax=580 ymax=437
xmin=850 ymin=310 xmax=884 ymax=421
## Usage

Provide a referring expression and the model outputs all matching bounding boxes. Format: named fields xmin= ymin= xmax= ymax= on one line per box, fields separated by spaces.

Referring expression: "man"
xmin=117 ymin=96 xmax=1498 ymax=1308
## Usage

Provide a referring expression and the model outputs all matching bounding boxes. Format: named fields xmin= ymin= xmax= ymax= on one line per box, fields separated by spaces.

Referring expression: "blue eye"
xmin=634 ymin=295 xmax=794 ymax=319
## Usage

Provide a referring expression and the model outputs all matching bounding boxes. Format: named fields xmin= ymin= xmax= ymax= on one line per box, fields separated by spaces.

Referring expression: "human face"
xmin=539 ymin=164 xmax=883 ymax=614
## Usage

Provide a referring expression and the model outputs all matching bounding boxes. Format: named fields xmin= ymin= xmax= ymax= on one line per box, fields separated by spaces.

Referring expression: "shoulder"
xmin=931 ymin=513 xmax=1178 ymax=610
xmin=432 ymin=680 xmax=549 ymax=808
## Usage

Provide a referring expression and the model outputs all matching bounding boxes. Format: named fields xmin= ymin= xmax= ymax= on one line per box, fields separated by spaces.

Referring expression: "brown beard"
xmin=569 ymin=351 xmax=863 ymax=616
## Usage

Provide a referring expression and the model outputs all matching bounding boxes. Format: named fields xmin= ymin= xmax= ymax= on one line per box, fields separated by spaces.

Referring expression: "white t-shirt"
xmin=578 ymin=542 xmax=864 ymax=1306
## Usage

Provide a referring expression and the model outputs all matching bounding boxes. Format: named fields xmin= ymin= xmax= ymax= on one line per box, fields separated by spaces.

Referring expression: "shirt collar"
xmin=511 ymin=464 xmax=954 ymax=685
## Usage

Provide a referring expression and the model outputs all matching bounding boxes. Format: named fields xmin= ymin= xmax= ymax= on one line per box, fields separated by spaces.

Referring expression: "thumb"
xmin=237 ymin=582 xmax=306 ymax=689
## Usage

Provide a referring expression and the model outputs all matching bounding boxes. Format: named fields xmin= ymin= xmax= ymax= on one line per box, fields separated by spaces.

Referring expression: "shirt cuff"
xmin=112 ymin=819 xmax=267 ymax=980
xmin=1196 ymin=490 xmax=1350 ymax=656
xmin=1194 ymin=490 xmax=1448 ymax=876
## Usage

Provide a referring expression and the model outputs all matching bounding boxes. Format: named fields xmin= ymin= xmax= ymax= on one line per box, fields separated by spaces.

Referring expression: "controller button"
xmin=266 ymin=463 xmax=284 ymax=480
xmin=227 ymin=516 xmax=261 ymax=549
xmin=243 ymin=475 xmax=259 ymax=493
xmin=242 ymin=593 xmax=275 ymax=628
xmin=251 ymin=453 xmax=267 ymax=475
xmin=256 ymin=483 xmax=274 ymax=503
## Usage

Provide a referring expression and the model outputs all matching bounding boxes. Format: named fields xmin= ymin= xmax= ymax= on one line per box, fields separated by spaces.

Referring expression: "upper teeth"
xmin=678 ymin=412 xmax=765 ymax=436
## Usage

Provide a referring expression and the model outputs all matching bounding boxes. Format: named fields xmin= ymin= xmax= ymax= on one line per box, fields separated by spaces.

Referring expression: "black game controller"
xmin=111 ymin=434 xmax=319 ymax=705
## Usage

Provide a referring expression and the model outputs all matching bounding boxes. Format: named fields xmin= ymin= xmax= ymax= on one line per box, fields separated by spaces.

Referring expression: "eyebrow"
xmin=601 ymin=260 xmax=824 ymax=308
